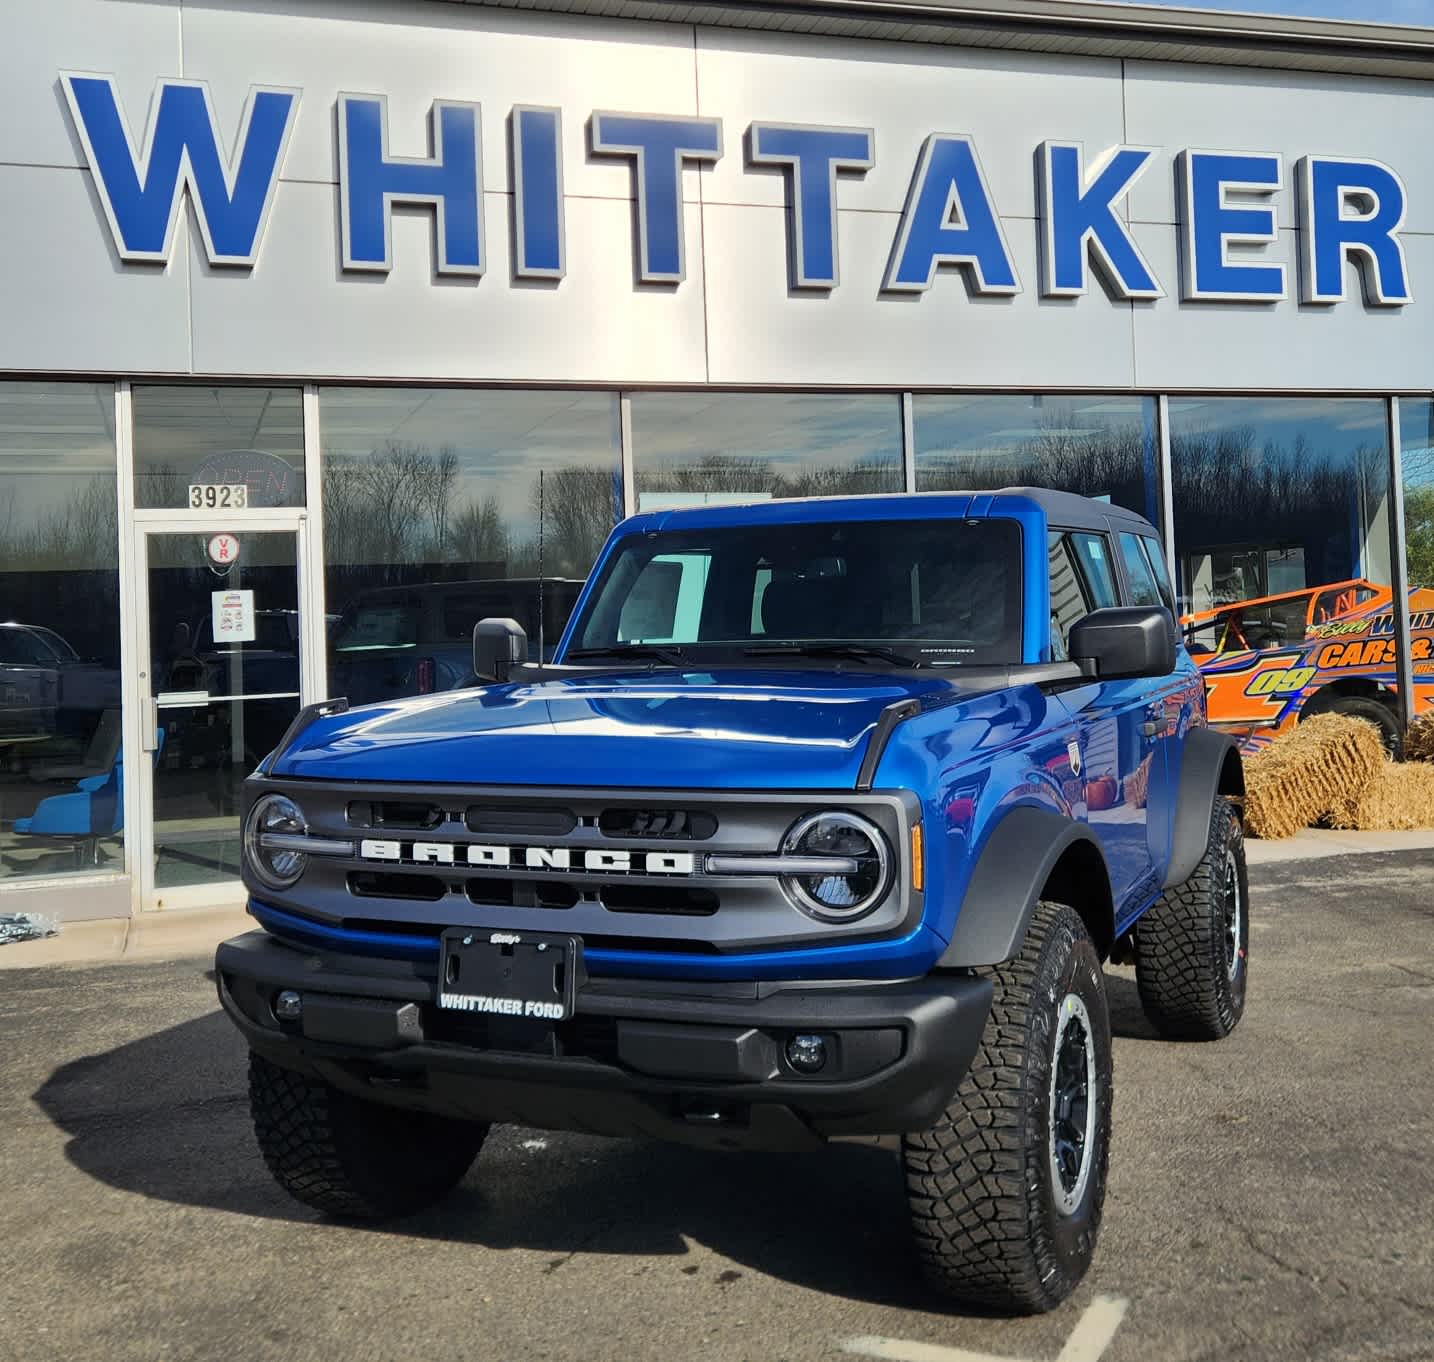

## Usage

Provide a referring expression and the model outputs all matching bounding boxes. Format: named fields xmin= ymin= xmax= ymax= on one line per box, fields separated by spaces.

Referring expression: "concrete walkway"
xmin=1243 ymin=825 xmax=1434 ymax=864
xmin=2 ymin=826 xmax=1431 ymax=969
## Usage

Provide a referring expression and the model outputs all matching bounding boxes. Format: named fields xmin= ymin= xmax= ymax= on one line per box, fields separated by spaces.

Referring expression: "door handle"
xmin=143 ymin=697 xmax=159 ymax=752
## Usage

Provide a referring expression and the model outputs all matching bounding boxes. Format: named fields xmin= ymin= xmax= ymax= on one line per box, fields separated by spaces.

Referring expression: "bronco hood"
xmin=270 ymin=668 xmax=967 ymax=790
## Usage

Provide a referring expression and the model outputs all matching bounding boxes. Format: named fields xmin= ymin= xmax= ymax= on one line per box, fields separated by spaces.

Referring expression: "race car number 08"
xmin=187 ymin=483 xmax=248 ymax=510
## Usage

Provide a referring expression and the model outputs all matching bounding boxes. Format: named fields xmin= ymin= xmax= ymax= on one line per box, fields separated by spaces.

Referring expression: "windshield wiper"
xmin=565 ymin=644 xmax=689 ymax=667
xmin=742 ymin=643 xmax=921 ymax=668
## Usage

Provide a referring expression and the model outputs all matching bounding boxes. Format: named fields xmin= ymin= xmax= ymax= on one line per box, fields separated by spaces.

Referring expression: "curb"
xmin=0 ymin=904 xmax=252 ymax=970
xmin=1245 ymin=827 xmax=1434 ymax=865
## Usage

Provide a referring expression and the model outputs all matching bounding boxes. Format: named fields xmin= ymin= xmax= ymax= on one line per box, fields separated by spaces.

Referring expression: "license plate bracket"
xmin=437 ymin=929 xmax=579 ymax=1021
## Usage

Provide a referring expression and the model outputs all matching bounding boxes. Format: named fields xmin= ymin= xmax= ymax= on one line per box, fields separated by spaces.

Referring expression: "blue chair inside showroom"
xmin=12 ymin=728 xmax=165 ymax=868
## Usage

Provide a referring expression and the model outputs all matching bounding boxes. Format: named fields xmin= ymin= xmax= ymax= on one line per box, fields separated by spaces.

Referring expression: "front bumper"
xmin=216 ymin=930 xmax=993 ymax=1152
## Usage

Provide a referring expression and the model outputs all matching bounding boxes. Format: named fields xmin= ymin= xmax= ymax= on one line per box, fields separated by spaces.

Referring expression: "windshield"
xmin=568 ymin=517 xmax=1023 ymax=666
xmin=28 ymin=626 xmax=80 ymax=662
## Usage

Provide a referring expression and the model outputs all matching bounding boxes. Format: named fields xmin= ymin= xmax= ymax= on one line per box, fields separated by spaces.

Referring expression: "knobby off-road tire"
xmin=1135 ymin=796 xmax=1248 ymax=1041
xmin=903 ymin=902 xmax=1113 ymax=1315
xmin=249 ymin=1051 xmax=488 ymax=1218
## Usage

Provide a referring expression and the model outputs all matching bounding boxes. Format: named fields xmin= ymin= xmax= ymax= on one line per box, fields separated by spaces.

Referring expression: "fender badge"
xmin=1068 ymin=740 xmax=1083 ymax=777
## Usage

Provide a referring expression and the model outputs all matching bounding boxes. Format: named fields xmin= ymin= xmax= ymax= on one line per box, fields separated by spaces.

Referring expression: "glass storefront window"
xmin=132 ymin=386 xmax=305 ymax=509
xmin=320 ymin=388 xmax=621 ymax=702
xmin=1170 ymin=397 xmax=1400 ymax=745
xmin=0 ymin=383 xmax=123 ymax=882
xmin=913 ymin=395 xmax=1159 ymax=522
xmin=1397 ymin=398 xmax=1434 ymax=715
xmin=630 ymin=393 xmax=903 ymax=508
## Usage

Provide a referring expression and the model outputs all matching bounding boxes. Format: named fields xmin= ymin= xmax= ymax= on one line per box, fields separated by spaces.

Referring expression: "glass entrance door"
xmin=137 ymin=524 xmax=307 ymax=902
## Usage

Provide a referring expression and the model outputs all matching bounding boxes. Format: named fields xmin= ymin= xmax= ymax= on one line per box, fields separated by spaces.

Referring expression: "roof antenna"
xmin=537 ymin=468 xmax=545 ymax=666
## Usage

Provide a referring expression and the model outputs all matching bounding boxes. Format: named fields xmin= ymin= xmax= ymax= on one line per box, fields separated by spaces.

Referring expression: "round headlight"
xmin=244 ymin=793 xmax=309 ymax=890
xmin=781 ymin=811 xmax=891 ymax=923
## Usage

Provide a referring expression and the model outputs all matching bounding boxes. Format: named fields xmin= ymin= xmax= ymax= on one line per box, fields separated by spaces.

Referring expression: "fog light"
xmin=273 ymin=989 xmax=303 ymax=1023
xmin=786 ymin=1033 xmax=827 ymax=1074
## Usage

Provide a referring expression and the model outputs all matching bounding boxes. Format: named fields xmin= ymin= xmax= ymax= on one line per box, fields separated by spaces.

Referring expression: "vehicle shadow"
xmin=31 ymin=1007 xmax=932 ymax=1311
xmin=1104 ymin=969 xmax=1161 ymax=1041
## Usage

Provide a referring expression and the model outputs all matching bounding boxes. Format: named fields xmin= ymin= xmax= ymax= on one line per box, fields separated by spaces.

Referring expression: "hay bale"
xmin=1124 ymin=753 xmax=1152 ymax=809
xmin=1404 ymin=713 xmax=1434 ymax=763
xmin=1242 ymin=714 xmax=1386 ymax=839
xmin=1328 ymin=759 xmax=1434 ymax=830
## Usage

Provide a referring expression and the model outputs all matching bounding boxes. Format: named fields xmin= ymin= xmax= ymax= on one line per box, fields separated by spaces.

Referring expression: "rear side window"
xmin=1047 ymin=534 xmax=1091 ymax=662
xmin=444 ymin=584 xmax=585 ymax=646
xmin=1069 ymin=533 xmax=1118 ymax=610
xmin=1119 ymin=532 xmax=1164 ymax=609
xmin=333 ymin=604 xmax=419 ymax=651
xmin=1138 ymin=535 xmax=1176 ymax=614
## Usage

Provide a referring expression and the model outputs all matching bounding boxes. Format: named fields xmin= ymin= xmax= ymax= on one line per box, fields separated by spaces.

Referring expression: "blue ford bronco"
xmin=217 ymin=489 xmax=1247 ymax=1314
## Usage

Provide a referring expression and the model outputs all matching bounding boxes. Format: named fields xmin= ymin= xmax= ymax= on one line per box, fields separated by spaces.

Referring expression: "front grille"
xmin=257 ymin=779 xmax=917 ymax=957
xmin=599 ymin=884 xmax=719 ymax=915
xmin=466 ymin=878 xmax=580 ymax=910
xmin=466 ymin=805 xmax=577 ymax=837
xmin=347 ymin=800 xmax=444 ymax=830
xmin=598 ymin=808 xmax=718 ymax=840
xmin=348 ymin=871 xmax=446 ymax=902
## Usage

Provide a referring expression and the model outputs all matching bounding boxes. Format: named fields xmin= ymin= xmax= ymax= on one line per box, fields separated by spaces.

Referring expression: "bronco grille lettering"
xmin=357 ymin=838 xmax=696 ymax=875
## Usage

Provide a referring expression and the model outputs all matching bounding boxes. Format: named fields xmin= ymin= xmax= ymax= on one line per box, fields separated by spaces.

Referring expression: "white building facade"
xmin=3 ymin=0 xmax=1432 ymax=919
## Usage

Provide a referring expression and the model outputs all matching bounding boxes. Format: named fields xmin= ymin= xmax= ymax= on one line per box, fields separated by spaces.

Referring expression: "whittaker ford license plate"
xmin=438 ymin=929 xmax=578 ymax=1021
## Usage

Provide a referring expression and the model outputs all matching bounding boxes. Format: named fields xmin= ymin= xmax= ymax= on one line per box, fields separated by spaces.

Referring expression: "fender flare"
xmin=1164 ymin=727 xmax=1245 ymax=889
xmin=937 ymin=807 xmax=1114 ymax=968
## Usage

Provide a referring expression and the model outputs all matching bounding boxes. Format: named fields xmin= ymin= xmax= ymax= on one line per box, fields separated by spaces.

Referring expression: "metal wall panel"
xmin=181 ymin=0 xmax=700 ymax=198
xmin=188 ymin=182 xmax=710 ymax=382
xmin=0 ymin=165 xmax=191 ymax=373
xmin=0 ymin=0 xmax=1427 ymax=389
xmin=702 ymin=204 xmax=1138 ymax=387
xmin=1124 ymin=60 xmax=1434 ymax=233
xmin=0 ymin=0 xmax=180 ymax=170
xmin=694 ymin=28 xmax=1126 ymax=218
xmin=1130 ymin=225 xmax=1434 ymax=390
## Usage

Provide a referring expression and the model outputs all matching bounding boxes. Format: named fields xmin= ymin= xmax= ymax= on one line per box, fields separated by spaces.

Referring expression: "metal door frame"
xmin=127 ymin=511 xmax=315 ymax=911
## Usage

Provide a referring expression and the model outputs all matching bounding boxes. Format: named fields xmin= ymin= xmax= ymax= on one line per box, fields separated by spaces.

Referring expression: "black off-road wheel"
xmin=248 ymin=1051 xmax=488 ymax=1218
xmin=903 ymin=902 xmax=1113 ymax=1315
xmin=1135 ymin=796 xmax=1248 ymax=1040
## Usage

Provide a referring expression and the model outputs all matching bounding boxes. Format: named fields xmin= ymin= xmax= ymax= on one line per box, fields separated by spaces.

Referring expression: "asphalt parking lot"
xmin=2 ymin=851 xmax=1432 ymax=1362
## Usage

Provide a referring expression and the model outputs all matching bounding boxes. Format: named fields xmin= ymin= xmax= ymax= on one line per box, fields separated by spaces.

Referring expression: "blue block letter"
xmin=1038 ymin=142 xmax=1162 ymax=300
xmin=339 ymin=94 xmax=484 ymax=276
xmin=748 ymin=123 xmax=874 ymax=289
xmin=1299 ymin=156 xmax=1411 ymax=306
xmin=61 ymin=73 xmax=298 ymax=266
xmin=589 ymin=112 xmax=722 ymax=283
xmin=511 ymin=106 xmax=565 ymax=280
xmin=1179 ymin=150 xmax=1286 ymax=302
xmin=884 ymin=135 xmax=1018 ymax=295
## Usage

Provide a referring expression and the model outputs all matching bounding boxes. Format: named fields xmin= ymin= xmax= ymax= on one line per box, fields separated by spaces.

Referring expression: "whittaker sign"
xmin=60 ymin=73 xmax=1413 ymax=309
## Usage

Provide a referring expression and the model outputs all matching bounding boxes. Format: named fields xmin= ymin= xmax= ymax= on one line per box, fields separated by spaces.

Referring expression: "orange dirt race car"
xmin=1183 ymin=579 xmax=1434 ymax=755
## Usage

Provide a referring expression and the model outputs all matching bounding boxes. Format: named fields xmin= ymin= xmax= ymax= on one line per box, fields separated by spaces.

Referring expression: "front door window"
xmin=144 ymin=529 xmax=302 ymax=890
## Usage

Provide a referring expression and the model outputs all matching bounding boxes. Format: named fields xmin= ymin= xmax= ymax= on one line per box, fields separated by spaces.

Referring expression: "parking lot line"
xmin=1055 ymin=1297 xmax=1128 ymax=1362
xmin=843 ymin=1294 xmax=1128 ymax=1362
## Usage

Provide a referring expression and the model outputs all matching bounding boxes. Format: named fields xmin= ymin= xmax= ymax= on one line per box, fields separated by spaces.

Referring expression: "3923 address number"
xmin=188 ymin=483 xmax=248 ymax=510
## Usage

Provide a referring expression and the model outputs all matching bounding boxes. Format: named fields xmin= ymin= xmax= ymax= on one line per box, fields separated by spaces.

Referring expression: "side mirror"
xmin=1069 ymin=606 xmax=1176 ymax=681
xmin=473 ymin=617 xmax=527 ymax=683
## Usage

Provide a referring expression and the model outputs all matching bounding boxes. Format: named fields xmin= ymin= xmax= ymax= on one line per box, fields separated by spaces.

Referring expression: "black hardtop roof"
xmin=995 ymin=487 xmax=1159 ymax=536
